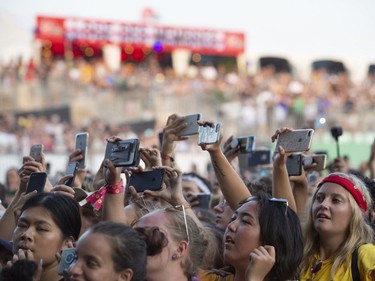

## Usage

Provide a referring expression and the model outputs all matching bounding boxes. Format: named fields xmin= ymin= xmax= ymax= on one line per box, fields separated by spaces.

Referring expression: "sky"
xmin=1 ymin=0 xmax=375 ymax=80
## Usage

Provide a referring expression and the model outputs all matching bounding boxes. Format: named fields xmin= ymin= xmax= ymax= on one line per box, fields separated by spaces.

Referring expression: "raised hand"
xmin=245 ymin=245 xmax=276 ymax=281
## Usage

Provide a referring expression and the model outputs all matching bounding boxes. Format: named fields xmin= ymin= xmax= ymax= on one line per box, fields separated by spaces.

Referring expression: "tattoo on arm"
xmin=213 ymin=160 xmax=226 ymax=177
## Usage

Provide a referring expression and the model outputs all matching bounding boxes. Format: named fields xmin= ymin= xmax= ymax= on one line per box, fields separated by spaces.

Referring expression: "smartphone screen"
xmin=65 ymin=162 xmax=79 ymax=187
xmin=128 ymin=169 xmax=165 ymax=193
xmin=75 ymin=132 xmax=89 ymax=169
xmin=26 ymin=172 xmax=47 ymax=194
xmin=29 ymin=144 xmax=44 ymax=162
xmin=286 ymin=154 xmax=302 ymax=176
xmin=108 ymin=139 xmax=140 ymax=167
xmin=176 ymin=114 xmax=201 ymax=137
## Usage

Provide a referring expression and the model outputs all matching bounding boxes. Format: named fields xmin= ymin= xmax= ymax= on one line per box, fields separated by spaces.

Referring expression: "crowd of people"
xmin=1 ymin=54 xmax=375 ymax=156
xmin=0 ymin=110 xmax=374 ymax=280
xmin=0 ymin=50 xmax=375 ymax=280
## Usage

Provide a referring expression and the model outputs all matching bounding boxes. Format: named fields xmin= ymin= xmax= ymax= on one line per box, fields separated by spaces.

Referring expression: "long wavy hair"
xmin=301 ymin=172 xmax=374 ymax=279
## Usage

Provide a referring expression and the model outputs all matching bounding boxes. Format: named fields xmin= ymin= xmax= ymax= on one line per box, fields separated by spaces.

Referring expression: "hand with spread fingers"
xmin=140 ymin=147 xmax=162 ymax=170
xmin=142 ymin=166 xmax=182 ymax=205
xmin=160 ymin=114 xmax=190 ymax=167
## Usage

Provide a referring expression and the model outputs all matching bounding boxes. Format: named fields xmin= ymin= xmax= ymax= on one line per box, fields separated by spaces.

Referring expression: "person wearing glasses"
xmin=272 ymin=128 xmax=375 ymax=280
xmin=93 ymin=140 xmax=207 ymax=281
xmin=197 ymin=121 xmax=304 ymax=281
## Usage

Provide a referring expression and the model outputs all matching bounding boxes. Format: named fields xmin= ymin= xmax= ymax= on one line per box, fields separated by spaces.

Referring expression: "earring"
xmin=172 ymin=254 xmax=178 ymax=260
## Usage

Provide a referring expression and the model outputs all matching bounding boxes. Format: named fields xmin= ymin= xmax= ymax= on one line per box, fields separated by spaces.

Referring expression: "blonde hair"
xmin=301 ymin=172 xmax=373 ymax=279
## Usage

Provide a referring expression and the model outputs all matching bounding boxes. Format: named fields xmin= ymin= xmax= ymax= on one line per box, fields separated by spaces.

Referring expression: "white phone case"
xmin=275 ymin=129 xmax=314 ymax=153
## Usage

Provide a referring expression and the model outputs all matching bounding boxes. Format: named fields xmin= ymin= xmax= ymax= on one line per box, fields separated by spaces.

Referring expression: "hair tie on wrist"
xmin=161 ymin=153 xmax=174 ymax=162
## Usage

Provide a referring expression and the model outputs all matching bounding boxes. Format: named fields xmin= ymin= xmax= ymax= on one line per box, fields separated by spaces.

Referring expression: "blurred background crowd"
xmin=0 ymin=2 xmax=375 ymax=182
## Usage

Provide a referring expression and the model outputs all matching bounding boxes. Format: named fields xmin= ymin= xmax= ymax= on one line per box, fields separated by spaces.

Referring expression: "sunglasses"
xmin=131 ymin=197 xmax=190 ymax=245
xmin=239 ymin=196 xmax=289 ymax=215
xmin=306 ymin=259 xmax=322 ymax=281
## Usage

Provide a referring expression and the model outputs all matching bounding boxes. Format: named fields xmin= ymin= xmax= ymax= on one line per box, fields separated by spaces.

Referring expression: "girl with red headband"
xmin=272 ymin=128 xmax=375 ymax=281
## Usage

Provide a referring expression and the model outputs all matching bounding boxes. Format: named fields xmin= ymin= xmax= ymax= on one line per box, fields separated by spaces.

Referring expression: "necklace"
xmin=306 ymin=259 xmax=322 ymax=281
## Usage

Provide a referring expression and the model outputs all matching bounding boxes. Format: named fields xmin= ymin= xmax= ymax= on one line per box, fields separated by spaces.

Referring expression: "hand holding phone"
xmin=127 ymin=169 xmax=165 ymax=193
xmin=286 ymin=154 xmax=303 ymax=176
xmin=57 ymin=248 xmax=76 ymax=275
xmin=303 ymin=154 xmax=327 ymax=171
xmin=106 ymin=139 xmax=140 ymax=168
xmin=26 ymin=172 xmax=47 ymax=194
xmin=230 ymin=136 xmax=256 ymax=153
xmin=29 ymin=144 xmax=44 ymax=162
xmin=176 ymin=114 xmax=201 ymax=137
xmin=198 ymin=123 xmax=222 ymax=145
xmin=64 ymin=162 xmax=79 ymax=187
xmin=275 ymin=129 xmax=314 ymax=153
xmin=75 ymin=132 xmax=89 ymax=169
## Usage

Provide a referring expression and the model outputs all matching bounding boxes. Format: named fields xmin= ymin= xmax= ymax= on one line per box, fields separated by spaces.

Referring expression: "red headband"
xmin=317 ymin=174 xmax=367 ymax=212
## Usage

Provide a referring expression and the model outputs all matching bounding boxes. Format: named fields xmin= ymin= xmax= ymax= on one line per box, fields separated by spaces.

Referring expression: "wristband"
xmin=161 ymin=152 xmax=174 ymax=162
xmin=86 ymin=180 xmax=124 ymax=210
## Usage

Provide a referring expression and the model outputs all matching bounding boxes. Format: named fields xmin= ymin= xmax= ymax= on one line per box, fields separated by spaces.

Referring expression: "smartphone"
xmin=230 ymin=136 xmax=256 ymax=153
xmin=313 ymin=154 xmax=327 ymax=171
xmin=194 ymin=193 xmax=212 ymax=209
xmin=197 ymin=123 xmax=222 ymax=145
xmin=57 ymin=248 xmax=76 ymax=275
xmin=75 ymin=132 xmax=89 ymax=169
xmin=26 ymin=172 xmax=47 ymax=194
xmin=247 ymin=149 xmax=272 ymax=167
xmin=64 ymin=162 xmax=79 ymax=187
xmin=107 ymin=139 xmax=140 ymax=168
xmin=128 ymin=169 xmax=165 ymax=193
xmin=286 ymin=154 xmax=303 ymax=176
xmin=275 ymin=129 xmax=314 ymax=153
xmin=29 ymin=144 xmax=44 ymax=162
xmin=176 ymin=114 xmax=201 ymax=136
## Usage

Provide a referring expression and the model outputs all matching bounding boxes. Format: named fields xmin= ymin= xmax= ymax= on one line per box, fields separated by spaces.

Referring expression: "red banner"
xmin=35 ymin=16 xmax=245 ymax=56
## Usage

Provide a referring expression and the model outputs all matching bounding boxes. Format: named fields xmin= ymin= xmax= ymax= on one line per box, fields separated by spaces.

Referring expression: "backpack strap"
xmin=351 ymin=247 xmax=361 ymax=281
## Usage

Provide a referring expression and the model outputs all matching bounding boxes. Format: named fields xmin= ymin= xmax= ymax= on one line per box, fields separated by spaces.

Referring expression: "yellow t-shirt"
xmin=300 ymin=244 xmax=375 ymax=281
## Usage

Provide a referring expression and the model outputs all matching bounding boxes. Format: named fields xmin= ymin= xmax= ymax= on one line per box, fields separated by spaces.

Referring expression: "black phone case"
xmin=128 ymin=170 xmax=165 ymax=193
xmin=26 ymin=172 xmax=47 ymax=194
xmin=286 ymin=154 xmax=302 ymax=176
xmin=75 ymin=133 xmax=89 ymax=169
xmin=247 ymin=150 xmax=272 ymax=167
